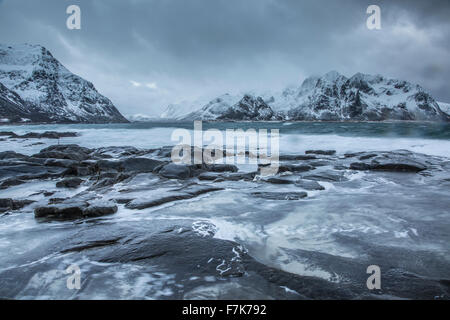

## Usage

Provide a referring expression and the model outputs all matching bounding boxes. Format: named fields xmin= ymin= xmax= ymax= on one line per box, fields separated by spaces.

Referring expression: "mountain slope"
xmin=0 ymin=81 xmax=49 ymax=123
xmin=177 ymin=71 xmax=448 ymax=122
xmin=0 ymin=44 xmax=128 ymax=123
xmin=182 ymin=94 xmax=279 ymax=121
xmin=283 ymin=71 xmax=448 ymax=121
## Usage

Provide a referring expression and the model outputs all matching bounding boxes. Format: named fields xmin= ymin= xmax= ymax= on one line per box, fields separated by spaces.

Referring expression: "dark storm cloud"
xmin=0 ymin=0 xmax=449 ymax=116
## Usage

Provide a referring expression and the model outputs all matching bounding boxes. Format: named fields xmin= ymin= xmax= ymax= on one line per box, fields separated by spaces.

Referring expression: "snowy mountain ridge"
xmin=162 ymin=71 xmax=449 ymax=122
xmin=0 ymin=44 xmax=128 ymax=123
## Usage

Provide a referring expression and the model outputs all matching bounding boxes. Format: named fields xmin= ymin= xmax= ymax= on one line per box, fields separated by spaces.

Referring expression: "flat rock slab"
xmin=278 ymin=164 xmax=314 ymax=173
xmin=350 ymin=156 xmax=427 ymax=173
xmin=125 ymin=184 xmax=223 ymax=210
xmin=305 ymin=150 xmax=336 ymax=156
xmin=263 ymin=177 xmax=296 ymax=185
xmin=279 ymin=154 xmax=317 ymax=161
xmin=302 ymin=171 xmax=348 ymax=182
xmin=95 ymin=158 xmax=164 ymax=173
xmin=34 ymin=199 xmax=117 ymax=220
xmin=295 ymin=179 xmax=325 ymax=191
xmin=0 ymin=131 xmax=78 ymax=139
xmin=0 ymin=164 xmax=67 ymax=181
xmin=251 ymin=192 xmax=307 ymax=200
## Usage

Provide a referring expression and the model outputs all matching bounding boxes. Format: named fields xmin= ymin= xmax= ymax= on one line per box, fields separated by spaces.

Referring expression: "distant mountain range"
xmin=1 ymin=44 xmax=448 ymax=124
xmin=0 ymin=44 xmax=128 ymax=124
xmin=161 ymin=71 xmax=450 ymax=122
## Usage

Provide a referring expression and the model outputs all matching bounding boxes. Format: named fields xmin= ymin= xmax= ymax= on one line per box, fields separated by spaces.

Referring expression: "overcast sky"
xmin=0 ymin=0 xmax=449 ymax=116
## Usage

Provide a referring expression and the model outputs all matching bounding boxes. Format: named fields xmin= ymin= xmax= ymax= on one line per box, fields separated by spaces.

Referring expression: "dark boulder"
xmin=350 ymin=155 xmax=427 ymax=173
xmin=305 ymin=150 xmax=336 ymax=156
xmin=264 ymin=177 xmax=295 ymax=185
xmin=34 ymin=199 xmax=117 ymax=219
xmin=159 ymin=163 xmax=191 ymax=179
xmin=33 ymin=145 xmax=92 ymax=161
xmin=277 ymin=164 xmax=314 ymax=173
xmin=279 ymin=154 xmax=317 ymax=161
xmin=0 ymin=198 xmax=35 ymax=212
xmin=56 ymin=177 xmax=83 ymax=189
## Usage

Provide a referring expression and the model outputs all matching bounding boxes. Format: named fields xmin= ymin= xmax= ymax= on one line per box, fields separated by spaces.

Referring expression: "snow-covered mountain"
xmin=0 ymin=44 xmax=128 ymax=123
xmin=283 ymin=71 xmax=448 ymax=121
xmin=183 ymin=94 xmax=278 ymax=121
xmin=173 ymin=71 xmax=449 ymax=122
xmin=438 ymin=101 xmax=450 ymax=115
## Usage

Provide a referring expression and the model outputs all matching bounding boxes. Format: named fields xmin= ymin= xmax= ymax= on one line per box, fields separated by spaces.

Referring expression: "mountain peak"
xmin=0 ymin=43 xmax=128 ymax=123
xmin=322 ymin=70 xmax=345 ymax=82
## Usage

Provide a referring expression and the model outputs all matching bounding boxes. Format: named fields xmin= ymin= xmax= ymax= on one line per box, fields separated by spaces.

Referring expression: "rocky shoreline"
xmin=0 ymin=131 xmax=449 ymax=299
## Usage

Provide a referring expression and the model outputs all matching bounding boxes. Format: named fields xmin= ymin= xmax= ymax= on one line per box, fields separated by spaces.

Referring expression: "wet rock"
xmin=251 ymin=192 xmax=307 ymax=200
xmin=56 ymin=177 xmax=83 ymax=189
xmin=0 ymin=199 xmax=31 ymax=213
xmin=198 ymin=172 xmax=223 ymax=181
xmin=350 ymin=156 xmax=427 ymax=173
xmin=114 ymin=198 xmax=134 ymax=205
xmin=15 ymin=131 xmax=78 ymax=139
xmin=371 ymin=157 xmax=427 ymax=172
xmin=222 ymin=172 xmax=256 ymax=181
xmin=302 ymin=171 xmax=348 ymax=182
xmin=35 ymin=203 xmax=85 ymax=219
xmin=205 ymin=164 xmax=239 ymax=173
xmin=0 ymin=131 xmax=18 ymax=138
xmin=264 ymin=177 xmax=295 ymax=185
xmin=83 ymin=202 xmax=118 ymax=217
xmin=59 ymin=220 xmax=247 ymax=280
xmin=33 ymin=144 xmax=92 ymax=161
xmin=121 ymin=158 xmax=164 ymax=173
xmin=279 ymin=154 xmax=317 ymax=161
xmin=305 ymin=150 xmax=336 ymax=156
xmin=0 ymin=164 xmax=67 ymax=181
xmin=126 ymin=184 xmax=223 ymax=210
xmin=359 ymin=153 xmax=377 ymax=160
xmin=159 ymin=163 xmax=191 ymax=179
xmin=34 ymin=199 xmax=117 ymax=219
xmin=75 ymin=166 xmax=92 ymax=176
xmin=308 ymin=160 xmax=333 ymax=167
xmin=0 ymin=178 xmax=26 ymax=189
xmin=44 ymin=158 xmax=78 ymax=168
xmin=91 ymin=146 xmax=147 ymax=158
xmin=349 ymin=162 xmax=372 ymax=171
xmin=95 ymin=158 xmax=164 ymax=173
xmin=0 ymin=151 xmax=29 ymax=160
xmin=277 ymin=164 xmax=314 ymax=173
xmin=295 ymin=179 xmax=325 ymax=191
xmin=0 ymin=199 xmax=13 ymax=212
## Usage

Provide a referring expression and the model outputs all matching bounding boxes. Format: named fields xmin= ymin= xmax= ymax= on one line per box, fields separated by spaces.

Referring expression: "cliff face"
xmin=0 ymin=44 xmax=128 ymax=123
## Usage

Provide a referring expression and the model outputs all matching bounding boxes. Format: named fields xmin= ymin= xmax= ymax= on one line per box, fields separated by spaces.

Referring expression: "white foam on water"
xmin=279 ymin=134 xmax=450 ymax=158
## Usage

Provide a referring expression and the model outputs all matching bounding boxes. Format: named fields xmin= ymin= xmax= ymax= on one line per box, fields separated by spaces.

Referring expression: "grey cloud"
xmin=0 ymin=0 xmax=449 ymax=116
